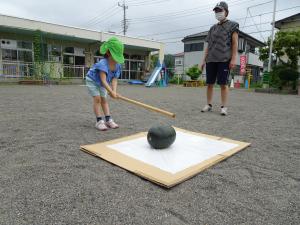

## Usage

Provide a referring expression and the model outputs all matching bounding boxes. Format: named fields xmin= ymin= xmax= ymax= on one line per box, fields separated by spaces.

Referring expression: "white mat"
xmin=108 ymin=131 xmax=238 ymax=174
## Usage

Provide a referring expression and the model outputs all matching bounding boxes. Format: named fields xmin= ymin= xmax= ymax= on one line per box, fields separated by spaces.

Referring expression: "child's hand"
xmin=110 ymin=91 xmax=118 ymax=99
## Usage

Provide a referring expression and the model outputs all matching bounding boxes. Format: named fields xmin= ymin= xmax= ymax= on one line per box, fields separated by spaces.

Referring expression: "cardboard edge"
xmin=80 ymin=127 xmax=251 ymax=188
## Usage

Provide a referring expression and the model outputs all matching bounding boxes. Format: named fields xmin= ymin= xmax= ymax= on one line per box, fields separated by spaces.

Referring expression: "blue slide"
xmin=145 ymin=63 xmax=163 ymax=87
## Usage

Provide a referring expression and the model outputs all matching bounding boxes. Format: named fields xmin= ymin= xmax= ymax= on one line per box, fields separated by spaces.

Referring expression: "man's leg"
xmin=220 ymin=85 xmax=228 ymax=107
xmin=217 ymin=62 xmax=230 ymax=115
xmin=207 ymin=84 xmax=214 ymax=105
xmin=202 ymin=62 xmax=217 ymax=112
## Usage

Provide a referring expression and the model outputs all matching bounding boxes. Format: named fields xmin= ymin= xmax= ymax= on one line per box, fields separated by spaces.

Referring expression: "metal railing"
xmin=0 ymin=61 xmax=88 ymax=79
xmin=0 ymin=61 xmax=33 ymax=78
xmin=63 ymin=65 xmax=87 ymax=79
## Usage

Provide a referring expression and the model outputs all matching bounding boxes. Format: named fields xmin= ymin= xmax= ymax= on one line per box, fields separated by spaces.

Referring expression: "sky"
xmin=0 ymin=0 xmax=299 ymax=54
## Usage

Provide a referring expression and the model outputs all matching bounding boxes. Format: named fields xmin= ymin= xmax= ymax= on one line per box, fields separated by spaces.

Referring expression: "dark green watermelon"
xmin=147 ymin=125 xmax=176 ymax=149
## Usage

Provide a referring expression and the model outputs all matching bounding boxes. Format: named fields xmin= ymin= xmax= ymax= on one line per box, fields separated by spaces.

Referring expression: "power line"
xmin=87 ymin=7 xmax=122 ymax=29
xmin=164 ymin=25 xmax=300 ymax=44
xmin=138 ymin=6 xmax=300 ymax=38
xmin=163 ymin=30 xmax=274 ymax=43
xmin=128 ymin=0 xmax=251 ymax=24
xmin=107 ymin=0 xmax=251 ymax=29
xmin=107 ymin=0 xmax=255 ymax=32
xmin=81 ymin=4 xmax=119 ymax=27
xmin=158 ymin=21 xmax=273 ymax=41
xmin=127 ymin=0 xmax=171 ymax=7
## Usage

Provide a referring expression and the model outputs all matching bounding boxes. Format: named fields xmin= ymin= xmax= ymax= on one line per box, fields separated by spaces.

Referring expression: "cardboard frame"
xmin=80 ymin=128 xmax=250 ymax=188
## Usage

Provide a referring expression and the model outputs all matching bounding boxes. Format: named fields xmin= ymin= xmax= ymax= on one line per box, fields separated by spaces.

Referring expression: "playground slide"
xmin=145 ymin=64 xmax=163 ymax=87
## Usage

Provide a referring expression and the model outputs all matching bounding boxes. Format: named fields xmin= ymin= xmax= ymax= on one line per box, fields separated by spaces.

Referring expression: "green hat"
xmin=100 ymin=37 xmax=125 ymax=64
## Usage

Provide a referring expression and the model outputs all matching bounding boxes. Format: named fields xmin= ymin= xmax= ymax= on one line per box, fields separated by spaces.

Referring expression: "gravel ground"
xmin=0 ymin=84 xmax=299 ymax=225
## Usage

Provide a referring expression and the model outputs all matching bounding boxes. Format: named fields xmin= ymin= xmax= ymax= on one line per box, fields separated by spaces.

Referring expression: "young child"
xmin=86 ymin=37 xmax=124 ymax=131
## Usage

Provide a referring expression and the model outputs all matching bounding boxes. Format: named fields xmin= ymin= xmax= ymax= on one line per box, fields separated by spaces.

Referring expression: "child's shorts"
xmin=86 ymin=77 xmax=107 ymax=98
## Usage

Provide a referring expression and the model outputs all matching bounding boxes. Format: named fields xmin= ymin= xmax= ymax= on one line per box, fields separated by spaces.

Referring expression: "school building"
xmin=0 ymin=14 xmax=164 ymax=81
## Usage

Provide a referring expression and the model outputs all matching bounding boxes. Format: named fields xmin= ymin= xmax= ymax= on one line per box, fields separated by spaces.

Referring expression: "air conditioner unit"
xmin=0 ymin=39 xmax=17 ymax=49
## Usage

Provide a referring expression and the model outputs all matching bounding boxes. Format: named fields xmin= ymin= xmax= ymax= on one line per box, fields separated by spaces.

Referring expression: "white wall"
xmin=183 ymin=40 xmax=206 ymax=72
xmin=247 ymin=52 xmax=263 ymax=67
xmin=174 ymin=56 xmax=184 ymax=75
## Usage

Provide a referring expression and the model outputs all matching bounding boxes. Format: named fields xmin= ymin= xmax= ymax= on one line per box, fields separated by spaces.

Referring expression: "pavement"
xmin=0 ymin=84 xmax=299 ymax=225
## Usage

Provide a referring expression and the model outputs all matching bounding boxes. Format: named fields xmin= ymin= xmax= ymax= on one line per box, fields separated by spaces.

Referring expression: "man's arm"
xmin=230 ymin=31 xmax=238 ymax=69
xmin=200 ymin=47 xmax=208 ymax=70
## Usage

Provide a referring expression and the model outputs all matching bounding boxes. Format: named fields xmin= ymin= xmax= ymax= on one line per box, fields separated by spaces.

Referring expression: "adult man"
xmin=201 ymin=1 xmax=239 ymax=116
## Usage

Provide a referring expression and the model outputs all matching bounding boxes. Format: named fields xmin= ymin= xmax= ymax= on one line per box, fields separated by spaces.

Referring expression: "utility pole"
xmin=118 ymin=0 xmax=128 ymax=35
xmin=267 ymin=0 xmax=277 ymax=72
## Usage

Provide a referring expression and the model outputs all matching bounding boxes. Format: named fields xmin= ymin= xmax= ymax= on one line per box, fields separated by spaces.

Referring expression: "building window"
xmin=17 ymin=41 xmax=32 ymax=50
xmin=48 ymin=45 xmax=62 ymax=62
xmin=18 ymin=50 xmax=33 ymax=62
xmin=2 ymin=49 xmax=17 ymax=61
xmin=184 ymin=43 xmax=204 ymax=52
xmin=175 ymin=59 xmax=183 ymax=66
xmin=63 ymin=55 xmax=74 ymax=65
xmin=64 ymin=47 xmax=74 ymax=54
xmin=94 ymin=49 xmax=103 ymax=63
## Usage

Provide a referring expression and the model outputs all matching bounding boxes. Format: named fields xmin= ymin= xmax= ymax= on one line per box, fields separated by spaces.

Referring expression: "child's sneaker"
xmin=220 ymin=107 xmax=228 ymax=116
xmin=106 ymin=119 xmax=119 ymax=129
xmin=95 ymin=120 xmax=108 ymax=131
xmin=201 ymin=104 xmax=212 ymax=112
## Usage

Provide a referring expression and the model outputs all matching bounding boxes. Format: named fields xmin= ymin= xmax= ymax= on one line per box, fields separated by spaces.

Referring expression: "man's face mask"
xmin=215 ymin=11 xmax=226 ymax=21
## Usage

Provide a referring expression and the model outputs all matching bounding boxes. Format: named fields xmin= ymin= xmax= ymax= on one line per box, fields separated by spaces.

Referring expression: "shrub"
xmin=270 ymin=64 xmax=299 ymax=89
xmin=186 ymin=65 xmax=201 ymax=80
xmin=169 ymin=74 xmax=183 ymax=84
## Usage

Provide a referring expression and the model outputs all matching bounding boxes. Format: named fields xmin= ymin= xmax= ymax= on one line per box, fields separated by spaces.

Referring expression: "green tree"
xmin=259 ymin=30 xmax=300 ymax=69
xmin=164 ymin=54 xmax=175 ymax=69
xmin=150 ymin=54 xmax=159 ymax=69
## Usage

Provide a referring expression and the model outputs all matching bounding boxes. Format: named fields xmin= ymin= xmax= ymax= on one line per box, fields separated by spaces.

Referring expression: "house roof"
xmin=274 ymin=13 xmax=300 ymax=29
xmin=182 ymin=29 xmax=265 ymax=47
xmin=174 ymin=52 xmax=184 ymax=57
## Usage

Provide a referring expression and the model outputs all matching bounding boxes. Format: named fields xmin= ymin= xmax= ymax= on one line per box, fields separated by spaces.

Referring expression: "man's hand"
xmin=229 ymin=59 xmax=236 ymax=70
xmin=109 ymin=91 xmax=118 ymax=99
xmin=199 ymin=62 xmax=205 ymax=71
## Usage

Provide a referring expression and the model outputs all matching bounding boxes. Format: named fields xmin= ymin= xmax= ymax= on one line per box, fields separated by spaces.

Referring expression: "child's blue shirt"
xmin=86 ymin=58 xmax=121 ymax=86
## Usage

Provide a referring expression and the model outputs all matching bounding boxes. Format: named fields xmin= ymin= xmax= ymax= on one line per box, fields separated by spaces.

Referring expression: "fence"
xmin=0 ymin=61 xmax=88 ymax=79
xmin=0 ymin=61 xmax=33 ymax=78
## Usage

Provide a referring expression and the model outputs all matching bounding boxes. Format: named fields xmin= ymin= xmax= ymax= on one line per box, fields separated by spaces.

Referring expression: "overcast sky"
xmin=0 ymin=0 xmax=299 ymax=54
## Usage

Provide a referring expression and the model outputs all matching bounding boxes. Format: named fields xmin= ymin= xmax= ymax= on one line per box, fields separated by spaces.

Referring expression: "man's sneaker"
xmin=95 ymin=120 xmax=108 ymax=131
xmin=201 ymin=104 xmax=212 ymax=112
xmin=221 ymin=107 xmax=228 ymax=116
xmin=106 ymin=119 xmax=119 ymax=129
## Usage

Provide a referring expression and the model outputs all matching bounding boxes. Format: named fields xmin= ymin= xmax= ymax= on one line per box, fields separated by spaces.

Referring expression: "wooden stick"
xmin=118 ymin=95 xmax=176 ymax=118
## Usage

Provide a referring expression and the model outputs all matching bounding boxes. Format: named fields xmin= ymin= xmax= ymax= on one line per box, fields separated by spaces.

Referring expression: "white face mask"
xmin=215 ymin=11 xmax=226 ymax=21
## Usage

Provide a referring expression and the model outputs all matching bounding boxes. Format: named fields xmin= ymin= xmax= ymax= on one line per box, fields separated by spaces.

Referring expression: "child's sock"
xmin=209 ymin=104 xmax=212 ymax=107
xmin=105 ymin=115 xmax=111 ymax=122
xmin=96 ymin=117 xmax=103 ymax=122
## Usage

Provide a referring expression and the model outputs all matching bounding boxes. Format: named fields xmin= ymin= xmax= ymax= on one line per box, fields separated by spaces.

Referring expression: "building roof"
xmin=0 ymin=14 xmax=163 ymax=51
xmin=183 ymin=31 xmax=209 ymax=40
xmin=173 ymin=52 xmax=184 ymax=57
xmin=275 ymin=13 xmax=300 ymax=29
xmin=182 ymin=29 xmax=265 ymax=47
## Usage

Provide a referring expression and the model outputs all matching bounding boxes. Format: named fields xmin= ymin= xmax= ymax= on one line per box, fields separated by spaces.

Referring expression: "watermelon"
xmin=147 ymin=125 xmax=176 ymax=149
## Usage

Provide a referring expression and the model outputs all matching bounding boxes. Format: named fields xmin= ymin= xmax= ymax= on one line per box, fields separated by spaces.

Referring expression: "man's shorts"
xmin=206 ymin=62 xmax=230 ymax=85
xmin=86 ymin=76 xmax=107 ymax=98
